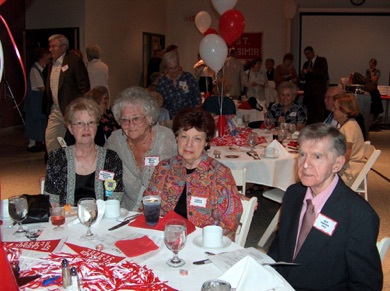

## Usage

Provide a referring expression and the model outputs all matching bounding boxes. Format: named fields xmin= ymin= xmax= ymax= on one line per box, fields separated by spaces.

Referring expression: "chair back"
xmin=377 ymin=237 xmax=390 ymax=263
xmin=231 ymin=168 xmax=247 ymax=195
xmin=235 ymin=196 xmax=257 ymax=247
xmin=350 ymin=141 xmax=381 ymax=200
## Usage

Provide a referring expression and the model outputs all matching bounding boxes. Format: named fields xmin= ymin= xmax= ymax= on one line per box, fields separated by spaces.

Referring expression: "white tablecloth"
xmin=1 ymin=213 xmax=294 ymax=291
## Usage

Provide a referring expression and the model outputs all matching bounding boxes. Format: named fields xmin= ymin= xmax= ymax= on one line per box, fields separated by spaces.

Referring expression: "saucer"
xmin=104 ymin=208 xmax=129 ymax=220
xmin=225 ymin=155 xmax=239 ymax=159
xmin=193 ymin=235 xmax=231 ymax=250
xmin=260 ymin=153 xmax=279 ymax=159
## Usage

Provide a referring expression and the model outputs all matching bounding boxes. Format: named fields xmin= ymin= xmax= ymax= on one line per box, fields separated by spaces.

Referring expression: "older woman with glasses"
xmin=105 ymin=86 xmax=177 ymax=211
xmin=143 ymin=108 xmax=243 ymax=240
xmin=44 ymin=97 xmax=124 ymax=206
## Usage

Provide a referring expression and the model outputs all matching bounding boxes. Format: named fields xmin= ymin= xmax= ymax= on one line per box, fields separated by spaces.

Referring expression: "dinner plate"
xmin=193 ymin=235 xmax=231 ymax=250
xmin=225 ymin=155 xmax=239 ymax=159
xmin=260 ymin=153 xmax=279 ymax=159
xmin=104 ymin=208 xmax=129 ymax=220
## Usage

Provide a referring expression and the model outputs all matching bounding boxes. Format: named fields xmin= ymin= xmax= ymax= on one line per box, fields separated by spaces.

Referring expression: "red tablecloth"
xmin=210 ymin=128 xmax=267 ymax=146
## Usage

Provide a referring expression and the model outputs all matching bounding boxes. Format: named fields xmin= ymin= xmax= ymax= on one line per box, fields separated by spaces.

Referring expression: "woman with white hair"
xmin=105 ymin=86 xmax=177 ymax=211
xmin=156 ymin=51 xmax=202 ymax=119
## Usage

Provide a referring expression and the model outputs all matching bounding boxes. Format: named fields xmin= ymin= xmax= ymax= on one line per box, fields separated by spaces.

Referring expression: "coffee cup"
xmin=1 ymin=199 xmax=10 ymax=219
xmin=202 ymin=225 xmax=223 ymax=248
xmin=201 ymin=280 xmax=231 ymax=291
xmin=104 ymin=200 xmax=120 ymax=219
xmin=236 ymin=116 xmax=243 ymax=126
xmin=265 ymin=147 xmax=279 ymax=157
xmin=142 ymin=196 xmax=161 ymax=226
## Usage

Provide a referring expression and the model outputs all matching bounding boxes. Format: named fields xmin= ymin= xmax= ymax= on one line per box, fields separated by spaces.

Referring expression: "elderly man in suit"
xmin=268 ymin=123 xmax=382 ymax=290
xmin=301 ymin=46 xmax=329 ymax=124
xmin=45 ymin=34 xmax=90 ymax=153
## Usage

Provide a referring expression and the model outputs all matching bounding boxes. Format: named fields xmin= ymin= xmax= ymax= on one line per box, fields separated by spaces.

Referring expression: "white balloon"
xmin=199 ymin=34 xmax=228 ymax=72
xmin=211 ymin=0 xmax=238 ymax=15
xmin=195 ymin=11 xmax=211 ymax=34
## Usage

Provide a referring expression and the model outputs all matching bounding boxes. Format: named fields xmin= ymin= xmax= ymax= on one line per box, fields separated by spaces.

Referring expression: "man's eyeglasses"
xmin=72 ymin=121 xmax=97 ymax=128
xmin=120 ymin=116 xmax=146 ymax=126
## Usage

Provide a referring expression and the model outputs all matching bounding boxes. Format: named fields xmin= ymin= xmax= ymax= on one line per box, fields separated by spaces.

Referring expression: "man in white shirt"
xmin=86 ymin=44 xmax=109 ymax=90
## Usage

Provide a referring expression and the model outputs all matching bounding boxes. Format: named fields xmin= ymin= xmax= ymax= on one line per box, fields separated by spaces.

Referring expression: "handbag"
xmin=21 ymin=194 xmax=51 ymax=224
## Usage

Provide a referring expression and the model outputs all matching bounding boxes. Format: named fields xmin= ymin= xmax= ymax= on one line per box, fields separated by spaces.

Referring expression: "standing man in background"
xmin=301 ymin=46 xmax=329 ymax=124
xmin=45 ymin=34 xmax=90 ymax=154
xmin=86 ymin=44 xmax=109 ymax=90
xmin=221 ymin=48 xmax=245 ymax=100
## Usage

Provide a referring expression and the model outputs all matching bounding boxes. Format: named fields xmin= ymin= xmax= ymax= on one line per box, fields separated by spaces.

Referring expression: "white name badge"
xmin=61 ymin=64 xmax=69 ymax=72
xmin=190 ymin=196 xmax=207 ymax=207
xmin=144 ymin=156 xmax=160 ymax=166
xmin=98 ymin=170 xmax=115 ymax=181
xmin=313 ymin=213 xmax=338 ymax=236
xmin=290 ymin=112 xmax=297 ymax=117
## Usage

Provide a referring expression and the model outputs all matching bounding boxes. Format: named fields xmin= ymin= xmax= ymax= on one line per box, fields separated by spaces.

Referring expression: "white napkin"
xmin=67 ymin=199 xmax=106 ymax=228
xmin=218 ymin=256 xmax=284 ymax=291
xmin=267 ymin=139 xmax=289 ymax=157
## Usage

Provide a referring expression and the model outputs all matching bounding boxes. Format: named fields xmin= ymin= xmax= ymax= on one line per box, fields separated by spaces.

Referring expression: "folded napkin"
xmin=67 ymin=199 xmax=106 ymax=228
xmin=218 ymin=256 xmax=284 ymax=291
xmin=266 ymin=139 xmax=289 ymax=157
xmin=129 ymin=210 xmax=196 ymax=235
xmin=115 ymin=235 xmax=159 ymax=257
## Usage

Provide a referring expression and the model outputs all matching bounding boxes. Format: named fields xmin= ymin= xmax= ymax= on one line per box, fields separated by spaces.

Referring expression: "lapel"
xmin=294 ymin=179 xmax=347 ymax=263
xmin=58 ymin=53 xmax=69 ymax=90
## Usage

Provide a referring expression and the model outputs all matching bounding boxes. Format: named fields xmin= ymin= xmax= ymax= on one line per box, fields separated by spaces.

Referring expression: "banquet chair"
xmin=377 ymin=237 xmax=390 ymax=263
xmin=257 ymin=188 xmax=284 ymax=248
xmin=350 ymin=141 xmax=381 ymax=201
xmin=231 ymin=168 xmax=247 ymax=195
xmin=235 ymin=196 xmax=257 ymax=247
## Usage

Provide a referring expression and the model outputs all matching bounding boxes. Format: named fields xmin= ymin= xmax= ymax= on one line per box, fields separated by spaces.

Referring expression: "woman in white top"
xmin=243 ymin=58 xmax=268 ymax=107
xmin=332 ymin=92 xmax=365 ymax=187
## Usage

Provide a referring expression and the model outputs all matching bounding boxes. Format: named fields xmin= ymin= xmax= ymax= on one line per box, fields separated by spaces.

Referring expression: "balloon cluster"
xmin=195 ymin=0 xmax=245 ymax=73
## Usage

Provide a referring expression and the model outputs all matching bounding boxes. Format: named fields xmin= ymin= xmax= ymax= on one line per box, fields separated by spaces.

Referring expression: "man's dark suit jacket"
xmin=268 ymin=178 xmax=383 ymax=291
xmin=45 ymin=52 xmax=90 ymax=115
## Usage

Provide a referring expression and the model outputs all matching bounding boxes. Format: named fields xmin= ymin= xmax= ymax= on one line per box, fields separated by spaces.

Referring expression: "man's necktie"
xmin=309 ymin=60 xmax=313 ymax=68
xmin=294 ymin=199 xmax=316 ymax=260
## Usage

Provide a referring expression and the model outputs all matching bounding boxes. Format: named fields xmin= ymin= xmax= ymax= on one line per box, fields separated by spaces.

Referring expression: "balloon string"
xmin=219 ymin=66 xmax=225 ymax=115
xmin=0 ymin=15 xmax=27 ymax=108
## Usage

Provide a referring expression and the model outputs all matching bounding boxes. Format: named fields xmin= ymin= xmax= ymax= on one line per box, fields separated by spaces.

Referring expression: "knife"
xmin=108 ymin=214 xmax=140 ymax=231
xmin=193 ymin=259 xmax=212 ymax=265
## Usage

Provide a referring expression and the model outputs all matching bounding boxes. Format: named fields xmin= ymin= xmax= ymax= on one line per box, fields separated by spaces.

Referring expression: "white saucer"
xmin=260 ymin=153 xmax=279 ymax=159
xmin=104 ymin=208 xmax=129 ymax=220
xmin=193 ymin=235 xmax=231 ymax=250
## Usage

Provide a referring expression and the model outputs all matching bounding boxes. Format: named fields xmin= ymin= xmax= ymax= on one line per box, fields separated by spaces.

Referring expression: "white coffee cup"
xmin=1 ymin=199 xmax=10 ymax=219
xmin=104 ymin=200 xmax=120 ymax=218
xmin=265 ymin=147 xmax=279 ymax=157
xmin=236 ymin=117 xmax=243 ymax=126
xmin=202 ymin=225 xmax=223 ymax=248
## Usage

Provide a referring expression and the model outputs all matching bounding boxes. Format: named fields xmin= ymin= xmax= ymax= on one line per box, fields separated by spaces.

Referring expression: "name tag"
xmin=98 ymin=170 xmax=115 ymax=181
xmin=313 ymin=213 xmax=338 ymax=236
xmin=61 ymin=64 xmax=69 ymax=72
xmin=144 ymin=156 xmax=160 ymax=166
xmin=290 ymin=112 xmax=297 ymax=117
xmin=190 ymin=196 xmax=207 ymax=207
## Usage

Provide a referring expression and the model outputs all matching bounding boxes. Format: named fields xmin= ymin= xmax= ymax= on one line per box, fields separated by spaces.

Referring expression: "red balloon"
xmin=219 ymin=9 xmax=245 ymax=45
xmin=204 ymin=28 xmax=218 ymax=36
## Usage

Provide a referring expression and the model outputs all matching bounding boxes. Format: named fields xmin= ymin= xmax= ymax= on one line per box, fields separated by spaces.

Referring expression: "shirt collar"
xmin=304 ymin=174 xmax=339 ymax=214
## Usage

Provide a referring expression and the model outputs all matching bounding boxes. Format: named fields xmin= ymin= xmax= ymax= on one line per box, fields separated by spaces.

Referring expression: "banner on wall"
xmin=231 ymin=32 xmax=262 ymax=60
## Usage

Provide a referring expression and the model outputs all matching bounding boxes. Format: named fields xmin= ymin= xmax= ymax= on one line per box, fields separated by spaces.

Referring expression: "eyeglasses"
xmin=120 ymin=116 xmax=146 ymax=126
xmin=72 ymin=121 xmax=97 ymax=128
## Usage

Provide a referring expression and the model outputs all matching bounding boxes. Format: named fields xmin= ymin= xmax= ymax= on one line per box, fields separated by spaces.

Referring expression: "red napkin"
xmin=115 ymin=235 xmax=159 ymax=257
xmin=129 ymin=210 xmax=196 ymax=235
xmin=238 ymin=101 xmax=252 ymax=109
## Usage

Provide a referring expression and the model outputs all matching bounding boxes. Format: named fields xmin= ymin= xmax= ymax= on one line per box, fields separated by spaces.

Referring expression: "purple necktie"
xmin=294 ymin=199 xmax=316 ymax=260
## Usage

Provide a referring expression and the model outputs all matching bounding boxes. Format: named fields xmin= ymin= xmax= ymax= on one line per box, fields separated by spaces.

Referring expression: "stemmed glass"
xmin=287 ymin=123 xmax=297 ymax=140
xmin=8 ymin=195 xmax=28 ymax=235
xmin=78 ymin=198 xmax=98 ymax=239
xmin=264 ymin=117 xmax=275 ymax=133
xmin=164 ymin=219 xmax=187 ymax=267
xmin=50 ymin=206 xmax=65 ymax=231
xmin=242 ymin=114 xmax=250 ymax=128
xmin=247 ymin=132 xmax=259 ymax=153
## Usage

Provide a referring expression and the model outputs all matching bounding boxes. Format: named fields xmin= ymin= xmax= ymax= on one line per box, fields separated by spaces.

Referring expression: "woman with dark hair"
xmin=274 ymin=53 xmax=299 ymax=90
xmin=365 ymin=58 xmax=380 ymax=85
xmin=143 ymin=108 xmax=243 ymax=239
xmin=243 ymin=58 xmax=268 ymax=106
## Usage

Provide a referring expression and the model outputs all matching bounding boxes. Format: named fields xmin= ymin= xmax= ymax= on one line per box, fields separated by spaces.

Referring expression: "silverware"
xmin=8 ymin=221 xmax=17 ymax=228
xmin=108 ymin=214 xmax=140 ymax=231
xmin=25 ymin=229 xmax=42 ymax=241
xmin=193 ymin=259 xmax=212 ymax=265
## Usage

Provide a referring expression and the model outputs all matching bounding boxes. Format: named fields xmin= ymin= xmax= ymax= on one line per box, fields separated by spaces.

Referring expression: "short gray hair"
xmin=48 ymin=34 xmax=69 ymax=50
xmin=112 ymin=86 xmax=160 ymax=125
xmin=86 ymin=44 xmax=102 ymax=60
xmin=298 ymin=123 xmax=346 ymax=157
xmin=162 ymin=51 xmax=180 ymax=68
xmin=277 ymin=81 xmax=297 ymax=96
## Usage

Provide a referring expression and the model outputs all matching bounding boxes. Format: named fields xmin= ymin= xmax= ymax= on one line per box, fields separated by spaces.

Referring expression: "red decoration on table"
xmin=217 ymin=115 xmax=229 ymax=137
xmin=210 ymin=128 xmax=267 ymax=146
xmin=3 ymin=239 xmax=62 ymax=253
xmin=65 ymin=242 xmax=125 ymax=264
xmin=130 ymin=210 xmax=196 ymax=235
xmin=115 ymin=235 xmax=159 ymax=257
xmin=0 ymin=243 xmax=18 ymax=291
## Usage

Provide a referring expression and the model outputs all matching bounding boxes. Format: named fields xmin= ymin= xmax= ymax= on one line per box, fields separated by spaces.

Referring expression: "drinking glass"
xmin=77 ymin=198 xmax=98 ymax=239
xmin=287 ymin=123 xmax=297 ymax=140
xmin=50 ymin=206 xmax=65 ymax=230
xmin=8 ymin=195 xmax=28 ymax=235
xmin=264 ymin=117 xmax=274 ymax=133
xmin=247 ymin=132 xmax=259 ymax=153
xmin=242 ymin=114 xmax=250 ymax=128
xmin=164 ymin=219 xmax=187 ymax=267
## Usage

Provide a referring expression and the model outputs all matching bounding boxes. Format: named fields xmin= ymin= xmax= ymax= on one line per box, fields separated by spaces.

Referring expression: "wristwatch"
xmin=350 ymin=0 xmax=365 ymax=6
